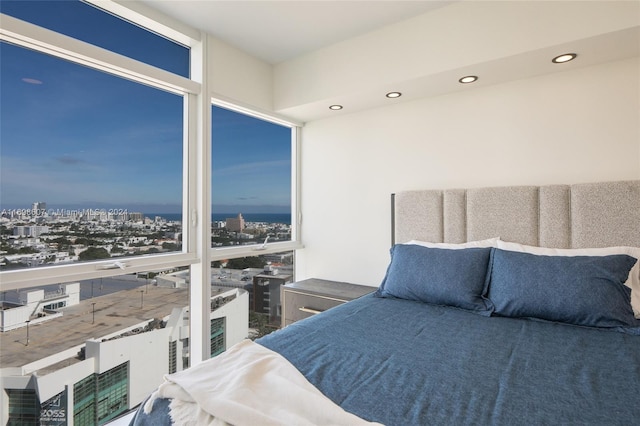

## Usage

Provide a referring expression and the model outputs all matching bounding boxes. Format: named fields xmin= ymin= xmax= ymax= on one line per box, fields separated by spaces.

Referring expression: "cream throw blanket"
xmin=144 ymin=339 xmax=382 ymax=426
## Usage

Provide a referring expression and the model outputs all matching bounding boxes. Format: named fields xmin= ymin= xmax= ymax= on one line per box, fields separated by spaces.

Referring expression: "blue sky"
xmin=212 ymin=106 xmax=291 ymax=214
xmin=0 ymin=1 xmax=291 ymax=215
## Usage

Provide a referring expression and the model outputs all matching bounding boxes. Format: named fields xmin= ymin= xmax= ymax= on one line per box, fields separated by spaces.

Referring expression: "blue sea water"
xmin=147 ymin=213 xmax=291 ymax=225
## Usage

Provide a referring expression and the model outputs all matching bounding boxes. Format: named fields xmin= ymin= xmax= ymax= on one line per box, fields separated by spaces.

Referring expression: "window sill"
xmin=209 ymin=241 xmax=304 ymax=261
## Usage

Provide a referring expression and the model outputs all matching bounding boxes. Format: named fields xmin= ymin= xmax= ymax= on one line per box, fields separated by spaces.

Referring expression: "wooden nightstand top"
xmin=283 ymin=278 xmax=375 ymax=302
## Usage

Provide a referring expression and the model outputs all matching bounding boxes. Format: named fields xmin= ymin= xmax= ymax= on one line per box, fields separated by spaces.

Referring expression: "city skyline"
xmin=0 ymin=201 xmax=292 ymax=216
xmin=0 ymin=1 xmax=292 ymax=216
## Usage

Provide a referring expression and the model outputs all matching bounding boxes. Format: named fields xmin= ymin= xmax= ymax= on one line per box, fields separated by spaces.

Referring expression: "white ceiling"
xmin=137 ymin=1 xmax=639 ymax=122
xmin=138 ymin=0 xmax=455 ymax=64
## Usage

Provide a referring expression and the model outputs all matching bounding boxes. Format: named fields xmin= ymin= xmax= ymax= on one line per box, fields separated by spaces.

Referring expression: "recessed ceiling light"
xmin=329 ymin=105 xmax=343 ymax=110
xmin=552 ymin=53 xmax=577 ymax=64
xmin=386 ymin=92 xmax=402 ymax=98
xmin=459 ymin=75 xmax=478 ymax=84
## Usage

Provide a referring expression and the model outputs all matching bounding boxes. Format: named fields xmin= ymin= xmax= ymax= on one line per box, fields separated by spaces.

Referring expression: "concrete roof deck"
xmin=0 ymin=285 xmax=189 ymax=369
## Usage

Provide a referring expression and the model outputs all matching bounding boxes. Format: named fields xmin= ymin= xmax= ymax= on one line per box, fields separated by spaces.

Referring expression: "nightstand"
xmin=281 ymin=278 xmax=375 ymax=328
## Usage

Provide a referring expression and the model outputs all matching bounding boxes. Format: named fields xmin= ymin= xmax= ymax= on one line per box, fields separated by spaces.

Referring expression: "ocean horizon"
xmin=148 ymin=212 xmax=291 ymax=225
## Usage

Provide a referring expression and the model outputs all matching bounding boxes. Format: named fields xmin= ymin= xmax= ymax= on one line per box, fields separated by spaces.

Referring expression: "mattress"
xmin=131 ymin=293 xmax=640 ymax=425
xmin=260 ymin=294 xmax=640 ymax=425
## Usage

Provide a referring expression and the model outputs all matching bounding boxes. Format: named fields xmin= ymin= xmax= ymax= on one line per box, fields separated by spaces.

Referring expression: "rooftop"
xmin=0 ymin=285 xmax=189 ymax=369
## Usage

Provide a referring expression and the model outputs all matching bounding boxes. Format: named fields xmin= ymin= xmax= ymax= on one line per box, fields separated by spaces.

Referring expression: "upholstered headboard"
xmin=392 ymin=180 xmax=640 ymax=249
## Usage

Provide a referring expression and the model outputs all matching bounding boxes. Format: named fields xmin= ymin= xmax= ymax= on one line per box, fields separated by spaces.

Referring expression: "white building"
xmin=13 ymin=226 xmax=49 ymax=237
xmin=1 ymin=283 xmax=79 ymax=332
xmin=0 ymin=288 xmax=248 ymax=425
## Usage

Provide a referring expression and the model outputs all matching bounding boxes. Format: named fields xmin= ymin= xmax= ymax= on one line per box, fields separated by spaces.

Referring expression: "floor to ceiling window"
xmin=1 ymin=1 xmax=196 ymax=424
xmin=210 ymin=102 xmax=301 ymax=330
xmin=0 ymin=1 xmax=302 ymax=423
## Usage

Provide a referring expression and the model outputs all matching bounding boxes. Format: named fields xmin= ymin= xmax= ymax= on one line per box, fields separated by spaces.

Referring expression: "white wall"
xmin=208 ymin=35 xmax=273 ymax=111
xmin=211 ymin=289 xmax=249 ymax=350
xmin=296 ymin=57 xmax=640 ymax=287
xmin=88 ymin=328 xmax=170 ymax=406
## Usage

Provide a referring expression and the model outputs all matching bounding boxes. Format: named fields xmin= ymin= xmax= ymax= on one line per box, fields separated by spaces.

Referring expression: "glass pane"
xmin=0 ymin=42 xmax=183 ymax=270
xmin=6 ymin=389 xmax=40 ymax=424
xmin=212 ymin=251 xmax=294 ymax=334
xmin=0 ymin=269 xmax=190 ymax=421
xmin=0 ymin=0 xmax=190 ymax=77
xmin=211 ymin=105 xmax=292 ymax=248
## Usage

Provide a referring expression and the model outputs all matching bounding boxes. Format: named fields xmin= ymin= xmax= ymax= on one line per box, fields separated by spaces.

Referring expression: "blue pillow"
xmin=487 ymin=248 xmax=639 ymax=328
xmin=375 ymin=244 xmax=493 ymax=314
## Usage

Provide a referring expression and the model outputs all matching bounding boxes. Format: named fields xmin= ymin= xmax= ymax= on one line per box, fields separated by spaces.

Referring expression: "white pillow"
xmin=497 ymin=240 xmax=640 ymax=318
xmin=405 ymin=237 xmax=500 ymax=249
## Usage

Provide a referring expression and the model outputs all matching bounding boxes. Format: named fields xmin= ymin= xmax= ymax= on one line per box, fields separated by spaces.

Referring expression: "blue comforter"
xmin=131 ymin=294 xmax=640 ymax=425
xmin=259 ymin=294 xmax=640 ymax=425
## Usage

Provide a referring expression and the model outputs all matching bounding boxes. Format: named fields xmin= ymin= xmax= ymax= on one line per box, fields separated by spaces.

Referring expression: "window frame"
xmin=84 ymin=0 xmax=201 ymax=50
xmin=0 ymin=12 xmax=200 ymax=289
xmin=0 ymin=1 xmax=304 ymax=367
xmin=209 ymin=95 xmax=303 ymax=262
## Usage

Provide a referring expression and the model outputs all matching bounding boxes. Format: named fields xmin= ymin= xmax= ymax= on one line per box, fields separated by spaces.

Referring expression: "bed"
xmin=129 ymin=180 xmax=640 ymax=426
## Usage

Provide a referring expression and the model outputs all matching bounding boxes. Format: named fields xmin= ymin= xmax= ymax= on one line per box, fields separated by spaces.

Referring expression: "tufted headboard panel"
xmin=392 ymin=180 xmax=640 ymax=248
